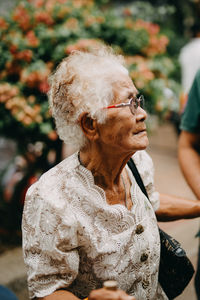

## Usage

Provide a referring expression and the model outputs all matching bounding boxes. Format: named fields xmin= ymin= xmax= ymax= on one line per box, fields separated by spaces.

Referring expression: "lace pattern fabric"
xmin=22 ymin=150 xmax=168 ymax=300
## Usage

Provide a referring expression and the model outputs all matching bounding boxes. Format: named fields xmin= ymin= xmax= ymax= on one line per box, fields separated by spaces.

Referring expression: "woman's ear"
xmin=78 ymin=112 xmax=99 ymax=141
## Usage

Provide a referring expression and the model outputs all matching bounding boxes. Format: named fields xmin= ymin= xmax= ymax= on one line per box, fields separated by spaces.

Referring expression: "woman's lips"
xmin=134 ymin=129 xmax=147 ymax=135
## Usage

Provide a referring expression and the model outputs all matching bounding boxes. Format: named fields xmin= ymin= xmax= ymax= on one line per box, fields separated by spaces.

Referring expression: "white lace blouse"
xmin=22 ymin=150 xmax=168 ymax=300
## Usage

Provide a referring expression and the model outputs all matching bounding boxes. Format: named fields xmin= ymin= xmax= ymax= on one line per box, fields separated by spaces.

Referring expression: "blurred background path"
xmin=0 ymin=121 xmax=199 ymax=299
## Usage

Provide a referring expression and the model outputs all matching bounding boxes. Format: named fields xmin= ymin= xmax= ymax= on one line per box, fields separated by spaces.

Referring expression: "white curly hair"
xmin=48 ymin=45 xmax=128 ymax=149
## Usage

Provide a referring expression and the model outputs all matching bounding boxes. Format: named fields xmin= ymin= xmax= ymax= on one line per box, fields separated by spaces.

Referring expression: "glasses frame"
xmin=103 ymin=95 xmax=145 ymax=115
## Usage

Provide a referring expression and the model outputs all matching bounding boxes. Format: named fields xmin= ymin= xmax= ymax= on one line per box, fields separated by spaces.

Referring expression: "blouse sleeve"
xmin=132 ymin=150 xmax=160 ymax=211
xmin=22 ymin=181 xmax=80 ymax=299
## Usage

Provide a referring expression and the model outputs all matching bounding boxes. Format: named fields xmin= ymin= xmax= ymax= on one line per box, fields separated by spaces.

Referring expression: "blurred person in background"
xmin=178 ymin=69 xmax=200 ymax=299
xmin=179 ymin=22 xmax=200 ymax=96
xmin=179 ymin=21 xmax=200 ymax=117
xmin=0 ymin=285 xmax=18 ymax=300
xmin=22 ymin=46 xmax=200 ymax=300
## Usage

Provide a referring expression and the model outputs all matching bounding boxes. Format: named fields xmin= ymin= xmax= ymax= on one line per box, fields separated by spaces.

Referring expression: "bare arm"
xmin=156 ymin=130 xmax=200 ymax=222
xmin=37 ymin=288 xmax=135 ymax=300
xmin=156 ymin=193 xmax=200 ymax=221
xmin=38 ymin=290 xmax=80 ymax=300
xmin=178 ymin=130 xmax=200 ymax=199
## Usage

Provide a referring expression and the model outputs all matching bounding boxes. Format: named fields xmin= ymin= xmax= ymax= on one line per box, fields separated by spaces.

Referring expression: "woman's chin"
xmin=137 ymin=144 xmax=148 ymax=151
xmin=127 ymin=142 xmax=149 ymax=154
xmin=135 ymin=137 xmax=149 ymax=150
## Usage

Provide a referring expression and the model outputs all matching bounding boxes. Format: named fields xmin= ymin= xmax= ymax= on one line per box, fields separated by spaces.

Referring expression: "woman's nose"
xmin=135 ymin=106 xmax=147 ymax=122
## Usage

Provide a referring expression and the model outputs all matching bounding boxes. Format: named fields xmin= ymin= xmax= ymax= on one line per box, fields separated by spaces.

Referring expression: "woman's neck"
xmin=79 ymin=144 xmax=134 ymax=189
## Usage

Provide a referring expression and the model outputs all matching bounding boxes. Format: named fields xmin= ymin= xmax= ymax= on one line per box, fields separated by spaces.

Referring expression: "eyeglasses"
xmin=103 ymin=95 xmax=145 ymax=115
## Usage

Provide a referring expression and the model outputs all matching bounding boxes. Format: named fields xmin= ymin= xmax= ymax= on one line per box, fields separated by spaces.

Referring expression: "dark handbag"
xmin=127 ymin=158 xmax=195 ymax=299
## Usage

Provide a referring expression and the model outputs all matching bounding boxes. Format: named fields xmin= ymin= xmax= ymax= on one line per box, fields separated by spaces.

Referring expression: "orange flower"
xmin=84 ymin=15 xmax=104 ymax=26
xmin=155 ymin=101 xmax=163 ymax=112
xmin=27 ymin=95 xmax=36 ymax=104
xmin=48 ymin=130 xmax=58 ymax=141
xmin=20 ymin=70 xmax=38 ymax=88
xmin=35 ymin=11 xmax=54 ymax=25
xmin=29 ymin=0 xmax=44 ymax=8
xmin=57 ymin=0 xmax=68 ymax=3
xmin=134 ymin=19 xmax=160 ymax=35
xmin=129 ymin=59 xmax=155 ymax=89
xmin=148 ymin=23 xmax=160 ymax=35
xmin=96 ymin=16 xmax=104 ymax=24
xmin=56 ymin=6 xmax=72 ymax=20
xmin=1 ymin=91 xmax=44 ymax=126
xmin=73 ymin=0 xmax=94 ymax=8
xmin=35 ymin=115 xmax=43 ymax=123
xmin=22 ymin=116 xmax=33 ymax=126
xmin=10 ymin=44 xmax=18 ymax=54
xmin=33 ymin=104 xmax=41 ymax=114
xmin=45 ymin=0 xmax=56 ymax=13
xmin=0 ymin=83 xmax=19 ymax=102
xmin=12 ymin=5 xmax=31 ymax=31
xmin=65 ymin=18 xmax=79 ymax=30
xmin=15 ymin=50 xmax=33 ymax=62
xmin=20 ymin=65 xmax=51 ymax=90
xmin=0 ymin=71 xmax=7 ymax=80
xmin=142 ymin=34 xmax=169 ymax=56
xmin=125 ymin=19 xmax=134 ymax=29
xmin=0 ymin=17 xmax=8 ymax=30
xmin=123 ymin=8 xmax=132 ymax=17
xmin=46 ymin=61 xmax=54 ymax=70
xmin=26 ymin=30 xmax=39 ymax=47
xmin=84 ymin=15 xmax=104 ymax=27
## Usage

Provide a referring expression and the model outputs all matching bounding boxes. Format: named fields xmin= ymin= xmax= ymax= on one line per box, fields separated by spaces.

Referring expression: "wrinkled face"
xmin=97 ymin=73 xmax=149 ymax=155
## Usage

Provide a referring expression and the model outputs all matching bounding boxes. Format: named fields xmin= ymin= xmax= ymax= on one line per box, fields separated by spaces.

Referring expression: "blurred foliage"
xmin=113 ymin=0 xmax=200 ymax=35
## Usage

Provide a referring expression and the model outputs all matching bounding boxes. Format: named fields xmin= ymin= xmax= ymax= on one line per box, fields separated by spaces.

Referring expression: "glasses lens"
xmin=138 ymin=95 xmax=145 ymax=109
xmin=130 ymin=95 xmax=145 ymax=114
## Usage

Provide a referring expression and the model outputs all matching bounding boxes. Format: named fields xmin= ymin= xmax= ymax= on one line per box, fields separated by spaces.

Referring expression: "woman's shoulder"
xmin=39 ymin=151 xmax=79 ymax=183
xmin=25 ymin=152 xmax=80 ymax=207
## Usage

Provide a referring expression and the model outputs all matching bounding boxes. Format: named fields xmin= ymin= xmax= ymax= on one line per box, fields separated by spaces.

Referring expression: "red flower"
xmin=39 ymin=80 xmax=50 ymax=93
xmin=10 ymin=44 xmax=18 ymax=54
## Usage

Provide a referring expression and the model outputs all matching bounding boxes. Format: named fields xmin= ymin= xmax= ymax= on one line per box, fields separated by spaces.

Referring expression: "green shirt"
xmin=180 ymin=69 xmax=200 ymax=133
xmin=180 ymin=70 xmax=200 ymax=238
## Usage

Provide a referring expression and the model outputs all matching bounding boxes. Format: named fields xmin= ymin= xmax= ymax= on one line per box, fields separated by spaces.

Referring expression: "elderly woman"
xmin=22 ymin=46 xmax=200 ymax=300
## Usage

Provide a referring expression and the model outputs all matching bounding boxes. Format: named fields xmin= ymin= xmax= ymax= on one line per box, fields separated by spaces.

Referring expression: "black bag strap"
xmin=127 ymin=157 xmax=149 ymax=200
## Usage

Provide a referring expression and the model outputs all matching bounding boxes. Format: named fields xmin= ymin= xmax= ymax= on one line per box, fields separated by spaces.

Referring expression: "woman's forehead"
xmin=112 ymin=75 xmax=138 ymax=97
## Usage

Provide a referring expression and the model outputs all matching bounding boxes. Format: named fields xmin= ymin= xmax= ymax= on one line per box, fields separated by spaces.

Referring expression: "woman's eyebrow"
xmin=127 ymin=92 xmax=137 ymax=99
